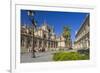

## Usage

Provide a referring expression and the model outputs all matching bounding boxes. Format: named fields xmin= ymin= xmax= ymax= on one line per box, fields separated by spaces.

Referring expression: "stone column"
xmin=88 ymin=39 xmax=90 ymax=49
xmin=21 ymin=36 xmax=24 ymax=47
xmin=42 ymin=40 xmax=44 ymax=48
xmin=86 ymin=37 xmax=89 ymax=49
xmin=39 ymin=40 xmax=42 ymax=51
xmin=24 ymin=36 xmax=27 ymax=48
xmin=49 ymin=41 xmax=51 ymax=48
xmin=53 ymin=41 xmax=55 ymax=48
xmin=30 ymin=37 xmax=33 ymax=47
xmin=37 ymin=39 xmax=39 ymax=51
xmin=79 ymin=42 xmax=81 ymax=49
xmin=42 ymin=40 xmax=44 ymax=51
xmin=46 ymin=41 xmax=48 ymax=51
xmin=81 ymin=40 xmax=84 ymax=49
xmin=51 ymin=41 xmax=53 ymax=48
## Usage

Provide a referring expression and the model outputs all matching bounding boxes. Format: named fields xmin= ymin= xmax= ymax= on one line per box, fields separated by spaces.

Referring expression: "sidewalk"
xmin=21 ymin=50 xmax=77 ymax=63
xmin=21 ymin=51 xmax=53 ymax=63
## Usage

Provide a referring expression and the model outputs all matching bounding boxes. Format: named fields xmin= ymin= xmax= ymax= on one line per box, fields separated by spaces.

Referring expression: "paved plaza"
xmin=21 ymin=51 xmax=54 ymax=63
xmin=21 ymin=49 xmax=77 ymax=63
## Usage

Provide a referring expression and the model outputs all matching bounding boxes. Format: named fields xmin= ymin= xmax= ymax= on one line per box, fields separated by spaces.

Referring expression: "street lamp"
xmin=27 ymin=10 xmax=36 ymax=58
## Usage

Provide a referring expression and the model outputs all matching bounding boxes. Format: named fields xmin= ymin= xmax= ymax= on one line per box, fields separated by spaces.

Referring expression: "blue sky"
xmin=21 ymin=10 xmax=89 ymax=42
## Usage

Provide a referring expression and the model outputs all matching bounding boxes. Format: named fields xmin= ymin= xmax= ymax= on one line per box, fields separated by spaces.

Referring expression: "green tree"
xmin=63 ymin=26 xmax=71 ymax=49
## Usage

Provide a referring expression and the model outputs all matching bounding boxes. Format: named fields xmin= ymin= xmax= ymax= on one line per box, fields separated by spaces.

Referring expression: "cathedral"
xmin=21 ymin=22 xmax=68 ymax=53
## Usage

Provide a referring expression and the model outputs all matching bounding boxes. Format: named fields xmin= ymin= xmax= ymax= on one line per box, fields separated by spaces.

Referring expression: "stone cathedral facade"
xmin=21 ymin=22 xmax=68 ymax=53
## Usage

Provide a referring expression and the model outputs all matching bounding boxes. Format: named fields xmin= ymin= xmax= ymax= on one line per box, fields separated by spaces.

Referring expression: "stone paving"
xmin=21 ymin=49 xmax=77 ymax=63
xmin=21 ymin=51 xmax=54 ymax=63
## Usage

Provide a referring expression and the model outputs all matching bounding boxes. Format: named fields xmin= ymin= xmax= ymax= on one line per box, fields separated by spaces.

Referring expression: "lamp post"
xmin=27 ymin=10 xmax=36 ymax=58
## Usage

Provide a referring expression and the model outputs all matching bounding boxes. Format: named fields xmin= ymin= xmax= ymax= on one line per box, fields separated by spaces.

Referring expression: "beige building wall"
xmin=21 ymin=23 xmax=68 ymax=53
xmin=74 ymin=14 xmax=90 ymax=50
xmin=57 ymin=36 xmax=67 ymax=50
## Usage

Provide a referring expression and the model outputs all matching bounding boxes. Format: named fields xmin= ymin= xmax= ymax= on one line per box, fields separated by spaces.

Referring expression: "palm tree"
xmin=63 ymin=26 xmax=71 ymax=49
